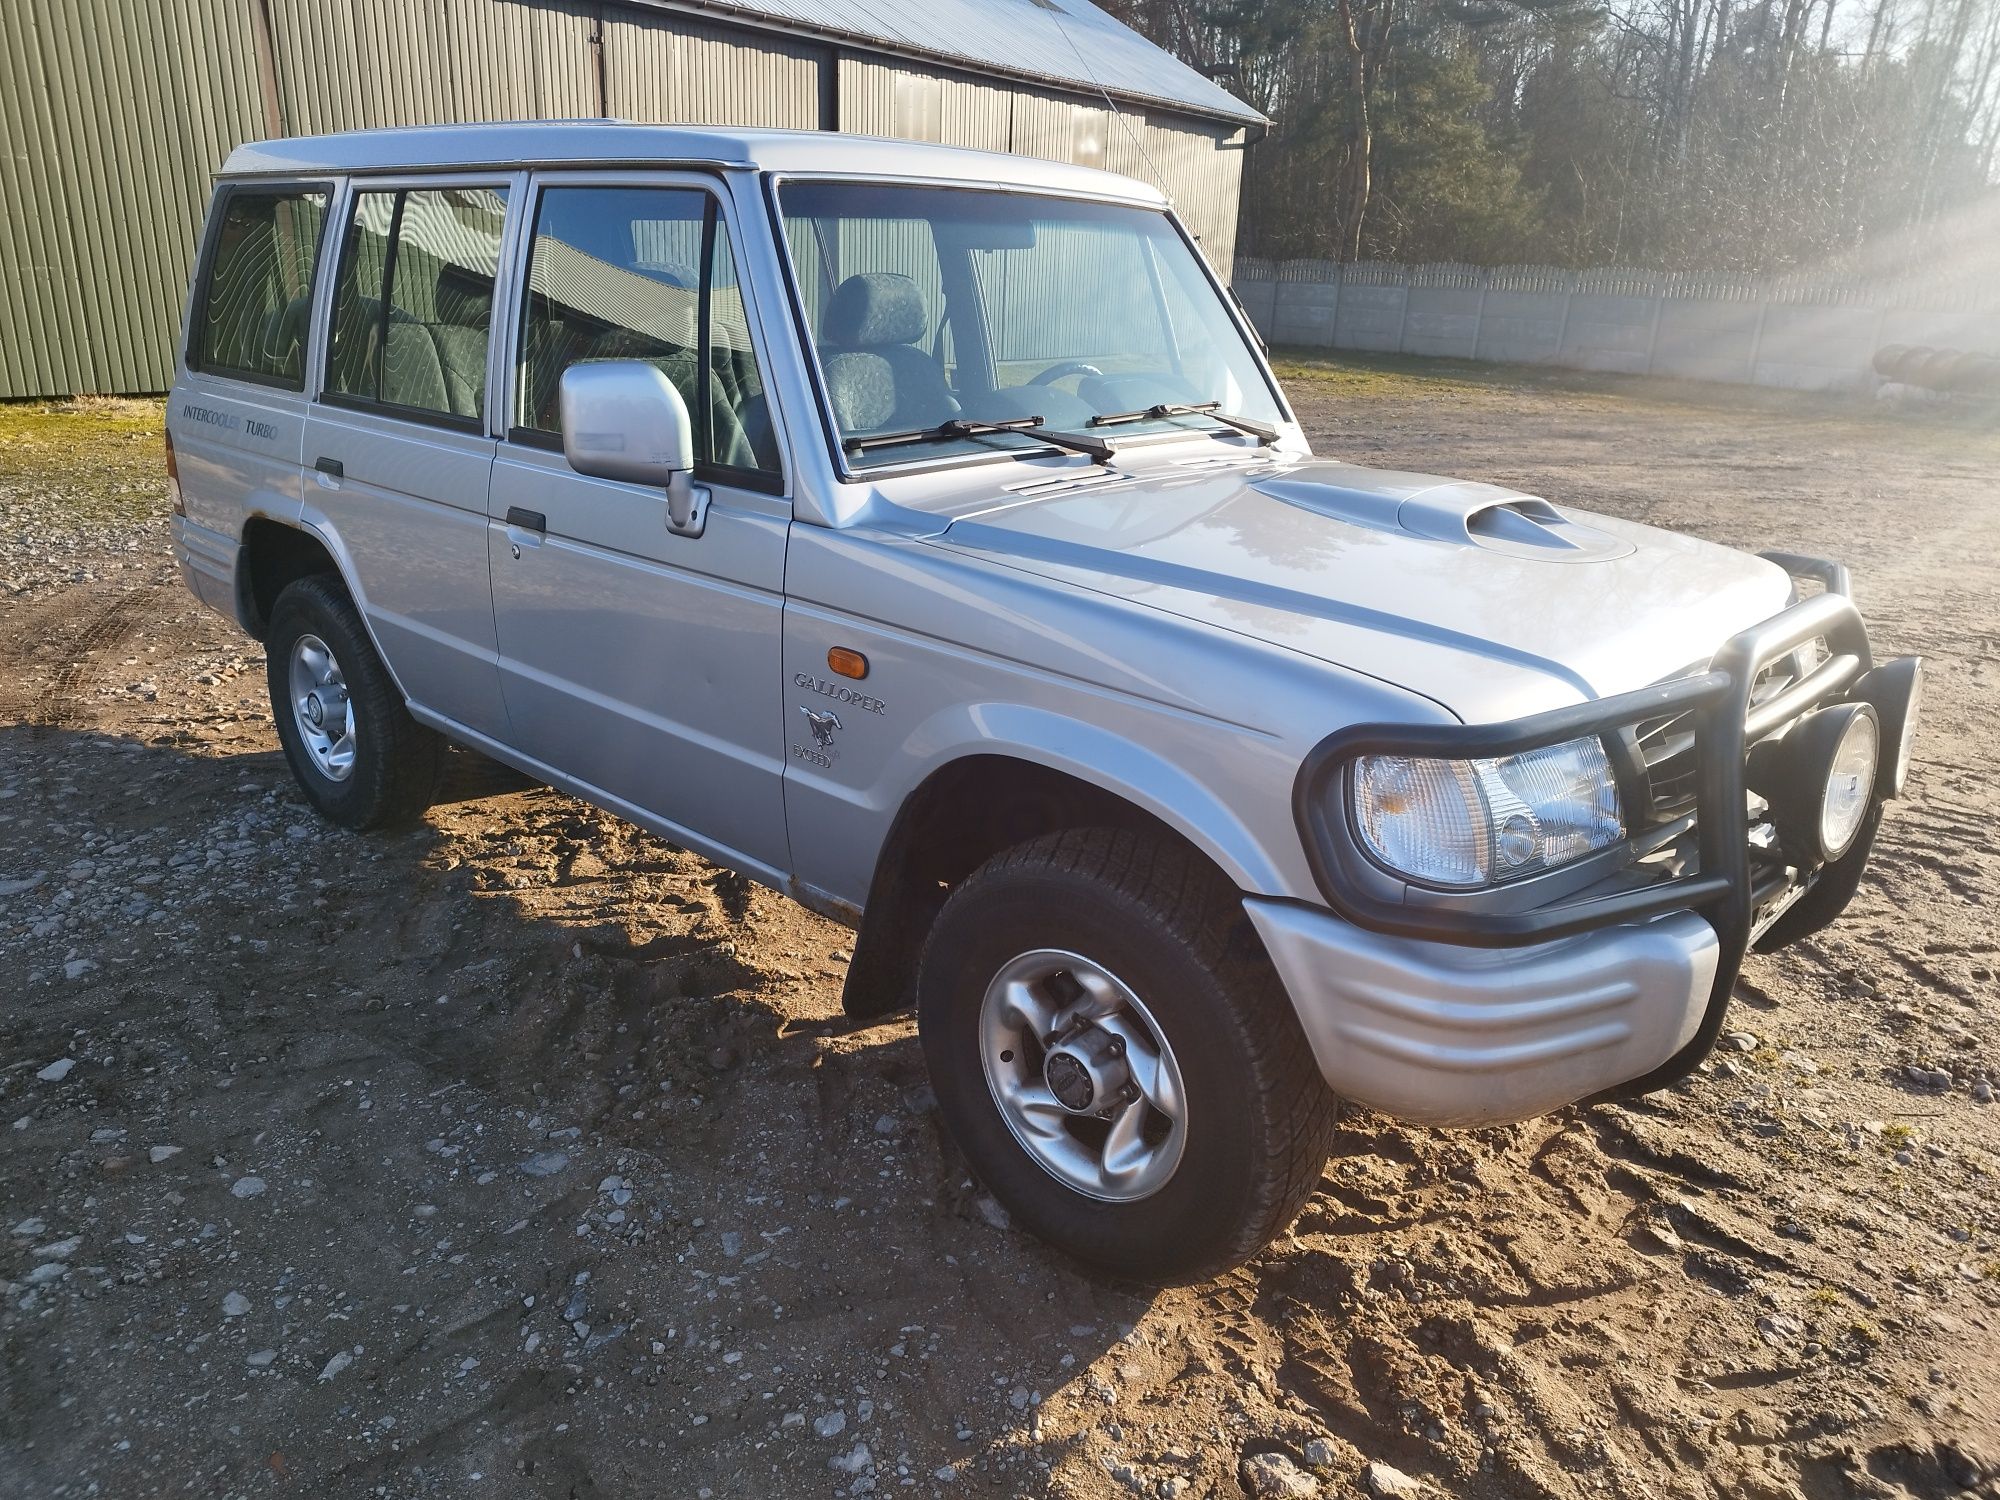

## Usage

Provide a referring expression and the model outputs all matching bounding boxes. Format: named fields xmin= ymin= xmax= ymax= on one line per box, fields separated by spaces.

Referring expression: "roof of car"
xmin=219 ymin=122 xmax=1169 ymax=205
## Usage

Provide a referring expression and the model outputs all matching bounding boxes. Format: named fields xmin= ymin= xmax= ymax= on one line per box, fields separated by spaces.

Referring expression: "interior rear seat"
xmin=336 ymin=279 xmax=774 ymax=467
xmin=329 ymin=281 xmax=490 ymax=420
xmin=428 ymin=270 xmax=493 ymax=417
xmin=257 ymin=296 xmax=313 ymax=380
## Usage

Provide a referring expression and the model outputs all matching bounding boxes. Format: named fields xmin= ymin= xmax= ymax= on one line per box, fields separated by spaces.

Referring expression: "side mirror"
xmin=559 ymin=361 xmax=693 ymax=486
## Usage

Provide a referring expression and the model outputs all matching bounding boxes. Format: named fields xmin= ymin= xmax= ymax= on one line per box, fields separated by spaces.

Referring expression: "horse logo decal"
xmin=799 ymin=704 xmax=842 ymax=749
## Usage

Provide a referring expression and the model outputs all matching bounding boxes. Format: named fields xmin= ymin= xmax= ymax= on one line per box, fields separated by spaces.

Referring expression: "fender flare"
xmin=883 ymin=699 xmax=1292 ymax=898
xmin=833 ymin=700 xmax=1300 ymax=1021
xmin=250 ymin=503 xmax=417 ymax=706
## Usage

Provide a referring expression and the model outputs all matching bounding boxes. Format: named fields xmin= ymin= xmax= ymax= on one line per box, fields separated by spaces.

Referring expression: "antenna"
xmin=1044 ymin=3 xmax=1174 ymax=206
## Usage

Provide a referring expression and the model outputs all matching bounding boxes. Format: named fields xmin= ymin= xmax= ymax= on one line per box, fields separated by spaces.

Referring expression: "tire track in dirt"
xmin=0 ymin=582 xmax=167 ymax=728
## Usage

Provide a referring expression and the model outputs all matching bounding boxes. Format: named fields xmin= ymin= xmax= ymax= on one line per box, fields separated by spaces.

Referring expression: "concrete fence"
xmin=1231 ymin=259 xmax=2000 ymax=392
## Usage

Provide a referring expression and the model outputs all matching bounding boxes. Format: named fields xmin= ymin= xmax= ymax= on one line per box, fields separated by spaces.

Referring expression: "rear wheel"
xmin=918 ymin=828 xmax=1337 ymax=1281
xmin=265 ymin=574 xmax=441 ymax=831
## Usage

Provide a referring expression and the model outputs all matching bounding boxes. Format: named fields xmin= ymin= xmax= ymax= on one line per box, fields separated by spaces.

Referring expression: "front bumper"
xmin=1246 ymin=898 xmax=1719 ymax=1125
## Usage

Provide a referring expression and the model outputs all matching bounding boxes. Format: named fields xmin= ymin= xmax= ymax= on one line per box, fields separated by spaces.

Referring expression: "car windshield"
xmin=776 ymin=181 xmax=1284 ymax=469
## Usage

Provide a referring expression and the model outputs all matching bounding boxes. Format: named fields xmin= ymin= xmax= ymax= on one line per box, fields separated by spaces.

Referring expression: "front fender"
xmin=807 ymin=703 xmax=1305 ymax=1023
xmin=913 ymin=701 xmax=1289 ymax=894
xmin=783 ymin=682 xmax=1313 ymax=915
xmin=780 ymin=522 xmax=1454 ymax=914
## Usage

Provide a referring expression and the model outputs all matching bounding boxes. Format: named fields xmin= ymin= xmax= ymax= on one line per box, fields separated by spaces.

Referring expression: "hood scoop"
xmin=1253 ymin=463 xmax=1633 ymax=562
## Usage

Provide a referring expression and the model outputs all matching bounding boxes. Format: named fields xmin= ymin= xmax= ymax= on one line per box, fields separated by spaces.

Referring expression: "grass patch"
xmin=1269 ymin=350 xmax=1512 ymax=401
xmin=1270 ymin=346 xmax=1825 ymax=410
xmin=0 ymin=396 xmax=170 ymax=525
xmin=1270 ymin=347 xmax=2000 ymax=444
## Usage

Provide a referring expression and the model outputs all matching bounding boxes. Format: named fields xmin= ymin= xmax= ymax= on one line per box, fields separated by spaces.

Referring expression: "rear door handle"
xmin=314 ymin=456 xmax=343 ymax=478
xmin=505 ymin=507 xmax=546 ymax=533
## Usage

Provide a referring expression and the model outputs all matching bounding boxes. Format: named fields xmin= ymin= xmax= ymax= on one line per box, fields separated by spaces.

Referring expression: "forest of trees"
xmin=1106 ymin=0 xmax=2000 ymax=272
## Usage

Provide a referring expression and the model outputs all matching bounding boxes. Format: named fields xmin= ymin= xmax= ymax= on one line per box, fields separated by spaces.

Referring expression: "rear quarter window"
xmin=190 ymin=185 xmax=331 ymax=389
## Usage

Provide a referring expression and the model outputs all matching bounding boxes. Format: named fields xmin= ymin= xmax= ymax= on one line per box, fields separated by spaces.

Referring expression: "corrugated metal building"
xmin=0 ymin=0 xmax=1260 ymax=399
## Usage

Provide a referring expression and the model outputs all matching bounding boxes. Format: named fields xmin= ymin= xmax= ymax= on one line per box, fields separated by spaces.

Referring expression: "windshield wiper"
xmin=843 ymin=415 xmax=1114 ymax=463
xmin=1087 ymin=401 xmax=1278 ymax=443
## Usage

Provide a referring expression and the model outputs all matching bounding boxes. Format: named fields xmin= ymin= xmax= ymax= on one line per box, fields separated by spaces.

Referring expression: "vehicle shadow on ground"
xmin=3 ymin=718 xmax=971 ymax=1177
xmin=2 ymin=720 xmax=1161 ymax=1492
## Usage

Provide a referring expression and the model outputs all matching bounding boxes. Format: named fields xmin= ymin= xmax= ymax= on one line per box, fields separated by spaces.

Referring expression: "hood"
xmin=928 ymin=458 xmax=1792 ymax=723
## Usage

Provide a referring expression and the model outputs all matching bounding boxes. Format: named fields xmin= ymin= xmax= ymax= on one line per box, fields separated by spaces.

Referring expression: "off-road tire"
xmin=918 ymin=827 xmax=1338 ymax=1282
xmin=265 ymin=574 xmax=441 ymax=831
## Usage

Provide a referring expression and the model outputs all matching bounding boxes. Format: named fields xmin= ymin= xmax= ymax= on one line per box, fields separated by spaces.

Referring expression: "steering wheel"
xmin=1027 ymin=360 xmax=1103 ymax=387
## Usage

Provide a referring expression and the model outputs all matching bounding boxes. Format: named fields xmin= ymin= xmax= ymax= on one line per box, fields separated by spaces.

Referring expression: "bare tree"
xmin=1118 ymin=0 xmax=1999 ymax=271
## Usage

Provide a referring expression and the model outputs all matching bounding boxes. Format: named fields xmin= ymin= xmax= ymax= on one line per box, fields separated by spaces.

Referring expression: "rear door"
xmin=169 ymin=181 xmax=334 ymax=563
xmin=301 ymin=175 xmax=519 ymax=739
xmin=487 ymin=173 xmax=792 ymax=879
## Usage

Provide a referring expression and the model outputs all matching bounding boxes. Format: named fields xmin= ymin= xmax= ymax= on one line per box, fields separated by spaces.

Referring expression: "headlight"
xmin=1749 ymin=700 xmax=1879 ymax=864
xmin=1819 ymin=711 xmax=1877 ymax=857
xmin=1350 ymin=735 xmax=1624 ymax=888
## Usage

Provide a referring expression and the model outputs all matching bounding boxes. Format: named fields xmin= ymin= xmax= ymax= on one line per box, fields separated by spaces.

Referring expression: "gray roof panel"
xmin=219 ymin=120 xmax=1171 ymax=201
xmin=649 ymin=0 xmax=1263 ymax=126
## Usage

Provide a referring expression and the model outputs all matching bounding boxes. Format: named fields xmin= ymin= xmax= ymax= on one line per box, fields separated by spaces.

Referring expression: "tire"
xmin=265 ymin=573 xmax=441 ymax=831
xmin=917 ymin=827 xmax=1338 ymax=1282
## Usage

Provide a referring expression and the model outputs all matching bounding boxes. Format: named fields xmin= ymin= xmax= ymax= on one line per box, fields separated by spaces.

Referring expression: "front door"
xmin=302 ymin=177 xmax=516 ymax=739
xmin=488 ymin=176 xmax=792 ymax=880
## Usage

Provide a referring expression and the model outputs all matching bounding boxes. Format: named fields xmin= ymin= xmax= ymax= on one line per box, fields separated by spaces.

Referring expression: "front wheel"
xmin=918 ymin=828 xmax=1338 ymax=1282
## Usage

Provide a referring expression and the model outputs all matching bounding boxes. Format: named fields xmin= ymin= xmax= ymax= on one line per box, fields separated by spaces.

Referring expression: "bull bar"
xmin=1292 ymin=553 xmax=1895 ymax=1096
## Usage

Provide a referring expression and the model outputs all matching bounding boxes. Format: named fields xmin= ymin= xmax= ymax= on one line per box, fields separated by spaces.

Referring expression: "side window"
xmin=326 ymin=186 xmax=509 ymax=424
xmin=517 ymin=186 xmax=781 ymax=482
xmin=191 ymin=186 xmax=329 ymax=388
xmin=704 ymin=218 xmax=777 ymax=472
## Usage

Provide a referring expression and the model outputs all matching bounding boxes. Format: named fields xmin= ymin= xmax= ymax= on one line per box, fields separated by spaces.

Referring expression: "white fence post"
xmin=1745 ymin=299 xmax=1770 ymax=384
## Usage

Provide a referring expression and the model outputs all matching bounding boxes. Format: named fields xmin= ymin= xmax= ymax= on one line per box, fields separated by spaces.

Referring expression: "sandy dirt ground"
xmin=1 ymin=365 xmax=1997 ymax=1500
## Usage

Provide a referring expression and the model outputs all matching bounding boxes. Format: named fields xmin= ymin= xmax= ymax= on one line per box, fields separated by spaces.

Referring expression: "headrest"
xmin=824 ymin=272 xmax=927 ymax=348
xmin=435 ymin=266 xmax=494 ymax=328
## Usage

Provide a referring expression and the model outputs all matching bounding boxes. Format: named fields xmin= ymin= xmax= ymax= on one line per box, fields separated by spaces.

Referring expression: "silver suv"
xmin=167 ymin=123 xmax=1922 ymax=1280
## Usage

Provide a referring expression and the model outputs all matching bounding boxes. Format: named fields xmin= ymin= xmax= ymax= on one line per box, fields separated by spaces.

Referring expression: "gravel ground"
xmin=1 ymin=367 xmax=1997 ymax=1500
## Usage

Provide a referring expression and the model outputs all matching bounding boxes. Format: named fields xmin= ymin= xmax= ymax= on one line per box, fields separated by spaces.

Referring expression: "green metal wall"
xmin=835 ymin=61 xmax=1244 ymax=277
xmin=0 ymin=0 xmax=1245 ymax=398
xmin=1 ymin=0 xmax=265 ymax=397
